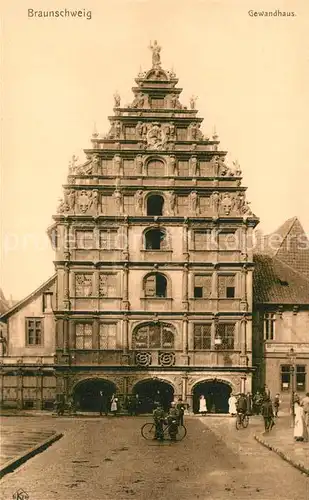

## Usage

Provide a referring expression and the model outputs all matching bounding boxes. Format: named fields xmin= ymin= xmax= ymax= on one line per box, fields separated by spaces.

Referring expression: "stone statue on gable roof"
xmin=149 ymin=40 xmax=161 ymax=69
xmin=113 ymin=91 xmax=121 ymax=108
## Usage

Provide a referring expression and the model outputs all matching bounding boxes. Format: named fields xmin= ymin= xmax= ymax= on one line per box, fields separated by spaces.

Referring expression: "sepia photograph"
xmin=1 ymin=0 xmax=309 ymax=499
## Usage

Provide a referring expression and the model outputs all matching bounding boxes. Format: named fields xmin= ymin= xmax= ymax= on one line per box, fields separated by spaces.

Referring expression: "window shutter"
xmin=145 ymin=275 xmax=156 ymax=297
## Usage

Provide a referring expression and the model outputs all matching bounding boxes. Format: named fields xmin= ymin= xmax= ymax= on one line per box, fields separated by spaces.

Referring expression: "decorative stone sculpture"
xmin=149 ymin=40 xmax=161 ymax=69
xmin=91 ymin=154 xmax=101 ymax=175
xmin=134 ymin=190 xmax=144 ymax=213
xmin=90 ymin=189 xmax=99 ymax=213
xmin=234 ymin=192 xmax=246 ymax=213
xmin=135 ymin=121 xmax=143 ymax=138
xmin=113 ymin=189 xmax=123 ymax=213
xmin=146 ymin=123 xmax=166 ymax=150
xmin=232 ymin=160 xmax=242 ymax=176
xmin=169 ymin=155 xmax=177 ymax=175
xmin=57 ymin=198 xmax=69 ymax=214
xmin=189 ymin=191 xmax=199 ymax=214
xmin=167 ymin=191 xmax=176 ymax=214
xmin=131 ymin=93 xmax=145 ymax=108
xmin=68 ymin=155 xmax=79 ymax=175
xmin=113 ymin=154 xmax=122 ymax=175
xmin=135 ymin=155 xmax=144 ymax=174
xmin=170 ymin=94 xmax=182 ymax=109
xmin=77 ymin=190 xmax=93 ymax=213
xmin=114 ymin=121 xmax=122 ymax=139
xmin=65 ymin=189 xmax=75 ymax=211
xmin=211 ymin=191 xmax=221 ymax=212
xmin=190 ymin=95 xmax=197 ymax=110
xmin=221 ymin=193 xmax=233 ymax=215
xmin=113 ymin=91 xmax=121 ymax=107
xmin=190 ymin=156 xmax=199 ymax=176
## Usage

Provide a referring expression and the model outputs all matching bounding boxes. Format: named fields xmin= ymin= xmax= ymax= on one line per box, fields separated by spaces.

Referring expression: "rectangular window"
xmin=123 ymin=196 xmax=135 ymax=215
xmin=151 ymin=98 xmax=165 ymax=109
xmin=264 ymin=313 xmax=276 ymax=340
xmin=101 ymin=195 xmax=109 ymax=214
xmin=101 ymin=160 xmax=113 ymax=175
xmin=194 ymin=324 xmax=211 ymax=350
xmin=99 ymin=323 xmax=117 ymax=349
xmin=194 ymin=275 xmax=212 ymax=298
xmin=218 ymin=275 xmax=236 ymax=298
xmin=296 ymin=365 xmax=306 ymax=392
xmin=281 ymin=365 xmax=291 ymax=391
xmin=25 ymin=318 xmax=43 ymax=346
xmin=123 ymin=159 xmax=135 ymax=176
xmin=218 ymin=231 xmax=238 ymax=250
xmin=199 ymin=161 xmax=211 ymax=177
xmin=177 ymin=128 xmax=187 ymax=141
xmin=75 ymin=323 xmax=92 ymax=349
xmin=99 ymin=274 xmax=117 ymax=297
xmin=75 ymin=230 xmax=94 ymax=249
xmin=75 ymin=274 xmax=93 ymax=297
xmin=178 ymin=161 xmax=189 ymax=177
xmin=199 ymin=197 xmax=210 ymax=215
xmin=177 ymin=196 xmax=189 ymax=216
xmin=194 ymin=231 xmax=212 ymax=250
xmin=217 ymin=324 xmax=235 ymax=349
xmin=100 ymin=230 xmax=118 ymax=250
xmin=125 ymin=127 xmax=136 ymax=140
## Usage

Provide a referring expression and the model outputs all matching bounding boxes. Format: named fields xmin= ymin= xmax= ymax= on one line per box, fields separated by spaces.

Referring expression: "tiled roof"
xmin=253 ymin=254 xmax=309 ymax=304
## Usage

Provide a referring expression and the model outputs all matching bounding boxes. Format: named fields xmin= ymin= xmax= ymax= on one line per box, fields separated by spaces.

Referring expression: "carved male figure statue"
xmin=90 ymin=190 xmax=99 ymax=213
xmin=68 ymin=155 xmax=78 ymax=175
xmin=169 ymin=122 xmax=176 ymax=138
xmin=134 ymin=190 xmax=144 ymax=213
xmin=115 ymin=121 xmax=122 ymax=139
xmin=57 ymin=198 xmax=68 ymax=214
xmin=113 ymin=154 xmax=122 ymax=175
xmin=211 ymin=191 xmax=221 ymax=212
xmin=113 ymin=189 xmax=123 ymax=214
xmin=65 ymin=189 xmax=75 ymax=211
xmin=91 ymin=154 xmax=101 ymax=175
xmin=190 ymin=191 xmax=199 ymax=214
xmin=169 ymin=155 xmax=177 ymax=175
xmin=135 ymin=121 xmax=143 ymax=138
xmin=168 ymin=191 xmax=176 ymax=214
xmin=135 ymin=155 xmax=144 ymax=175
xmin=113 ymin=91 xmax=121 ymax=107
xmin=190 ymin=156 xmax=199 ymax=176
xmin=190 ymin=95 xmax=197 ymax=109
xmin=232 ymin=160 xmax=242 ymax=176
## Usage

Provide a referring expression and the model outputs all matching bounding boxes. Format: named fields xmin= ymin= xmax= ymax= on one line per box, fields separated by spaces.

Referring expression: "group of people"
xmin=153 ymin=399 xmax=186 ymax=441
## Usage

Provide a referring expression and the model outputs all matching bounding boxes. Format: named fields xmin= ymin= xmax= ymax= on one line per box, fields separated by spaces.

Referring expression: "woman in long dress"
xmin=228 ymin=394 xmax=237 ymax=416
xmin=199 ymin=395 xmax=207 ymax=415
xmin=110 ymin=394 xmax=119 ymax=416
xmin=294 ymin=402 xmax=308 ymax=441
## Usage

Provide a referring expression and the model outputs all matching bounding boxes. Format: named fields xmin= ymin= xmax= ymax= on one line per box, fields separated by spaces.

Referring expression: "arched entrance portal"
xmin=133 ymin=379 xmax=174 ymax=413
xmin=73 ymin=379 xmax=116 ymax=412
xmin=193 ymin=380 xmax=232 ymax=414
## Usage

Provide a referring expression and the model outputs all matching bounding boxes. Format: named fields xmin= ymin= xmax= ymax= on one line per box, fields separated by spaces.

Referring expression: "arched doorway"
xmin=73 ymin=378 xmax=116 ymax=412
xmin=132 ymin=379 xmax=174 ymax=413
xmin=193 ymin=379 xmax=232 ymax=414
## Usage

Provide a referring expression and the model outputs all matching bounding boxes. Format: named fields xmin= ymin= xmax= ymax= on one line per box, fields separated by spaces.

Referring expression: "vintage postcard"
xmin=1 ymin=1 xmax=309 ymax=499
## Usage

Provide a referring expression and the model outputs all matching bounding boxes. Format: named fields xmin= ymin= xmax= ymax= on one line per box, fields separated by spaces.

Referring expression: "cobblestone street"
xmin=1 ymin=416 xmax=308 ymax=500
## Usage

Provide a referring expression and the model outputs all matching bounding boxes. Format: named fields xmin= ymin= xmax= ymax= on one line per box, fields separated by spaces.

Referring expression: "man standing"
xmin=261 ymin=396 xmax=274 ymax=432
xmin=176 ymin=397 xmax=186 ymax=426
xmin=301 ymin=392 xmax=309 ymax=428
xmin=99 ymin=391 xmax=108 ymax=416
xmin=167 ymin=402 xmax=180 ymax=441
xmin=273 ymin=393 xmax=281 ymax=417
xmin=153 ymin=403 xmax=165 ymax=441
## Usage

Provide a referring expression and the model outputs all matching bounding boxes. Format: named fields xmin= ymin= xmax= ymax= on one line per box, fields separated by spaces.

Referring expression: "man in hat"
xmin=167 ymin=402 xmax=180 ymax=441
xmin=153 ymin=403 xmax=165 ymax=441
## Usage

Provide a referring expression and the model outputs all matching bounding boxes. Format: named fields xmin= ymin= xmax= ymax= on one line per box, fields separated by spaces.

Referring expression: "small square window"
xmin=194 ymin=287 xmax=203 ymax=298
xmin=226 ymin=287 xmax=235 ymax=298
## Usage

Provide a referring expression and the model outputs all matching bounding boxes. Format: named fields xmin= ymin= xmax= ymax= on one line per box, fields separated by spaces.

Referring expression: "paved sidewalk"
xmin=0 ymin=420 xmax=62 ymax=478
xmin=254 ymin=416 xmax=309 ymax=475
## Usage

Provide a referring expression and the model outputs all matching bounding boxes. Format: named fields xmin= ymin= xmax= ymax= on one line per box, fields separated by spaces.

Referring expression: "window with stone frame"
xmin=296 ymin=365 xmax=306 ymax=392
xmin=177 ymin=196 xmax=189 ymax=216
xmin=123 ymin=195 xmax=135 ymax=215
xmin=75 ymin=230 xmax=94 ymax=249
xmin=151 ymin=98 xmax=165 ymax=108
xmin=101 ymin=195 xmax=110 ymax=215
xmin=263 ymin=312 xmax=276 ymax=341
xmin=193 ymin=324 xmax=211 ymax=350
xmin=99 ymin=323 xmax=117 ymax=349
xmin=194 ymin=230 xmax=212 ymax=251
xmin=25 ymin=318 xmax=43 ymax=346
xmin=132 ymin=323 xmax=175 ymax=349
xmin=100 ymin=229 xmax=118 ymax=250
xmin=218 ymin=230 xmax=238 ymax=250
xmin=99 ymin=274 xmax=117 ymax=297
xmin=145 ymin=228 xmax=168 ymax=250
xmin=217 ymin=323 xmax=235 ymax=349
xmin=147 ymin=159 xmax=165 ymax=177
xmin=199 ymin=197 xmax=211 ymax=215
xmin=178 ymin=161 xmax=189 ymax=177
xmin=144 ymin=273 xmax=167 ymax=298
xmin=101 ymin=159 xmax=114 ymax=176
xmin=125 ymin=127 xmax=136 ymax=140
xmin=177 ymin=128 xmax=187 ymax=141
xmin=281 ymin=365 xmax=291 ymax=391
xmin=75 ymin=274 xmax=93 ymax=297
xmin=123 ymin=159 xmax=135 ymax=176
xmin=199 ymin=161 xmax=211 ymax=177
xmin=218 ymin=275 xmax=236 ymax=298
xmin=193 ymin=275 xmax=212 ymax=298
xmin=75 ymin=323 xmax=93 ymax=349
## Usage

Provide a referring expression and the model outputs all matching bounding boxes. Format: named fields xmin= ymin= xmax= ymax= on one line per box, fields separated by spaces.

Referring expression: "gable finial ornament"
xmin=190 ymin=95 xmax=198 ymax=110
xmin=149 ymin=40 xmax=161 ymax=69
xmin=113 ymin=91 xmax=121 ymax=108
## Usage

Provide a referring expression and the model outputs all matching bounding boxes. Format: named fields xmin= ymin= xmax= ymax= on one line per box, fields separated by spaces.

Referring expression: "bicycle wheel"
xmin=235 ymin=415 xmax=241 ymax=430
xmin=242 ymin=415 xmax=249 ymax=428
xmin=141 ymin=423 xmax=156 ymax=440
xmin=176 ymin=425 xmax=187 ymax=441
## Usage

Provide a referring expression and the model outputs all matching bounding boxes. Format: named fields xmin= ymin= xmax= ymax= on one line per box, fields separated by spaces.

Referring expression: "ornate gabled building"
xmin=0 ymin=43 xmax=260 ymax=413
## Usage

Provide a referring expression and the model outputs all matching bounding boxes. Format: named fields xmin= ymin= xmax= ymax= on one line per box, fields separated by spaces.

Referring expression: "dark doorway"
xmin=147 ymin=195 xmax=164 ymax=216
xmin=132 ymin=379 xmax=174 ymax=413
xmin=193 ymin=380 xmax=232 ymax=414
xmin=73 ymin=379 xmax=116 ymax=412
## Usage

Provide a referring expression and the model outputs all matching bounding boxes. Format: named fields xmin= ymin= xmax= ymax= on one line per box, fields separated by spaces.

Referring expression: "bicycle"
xmin=235 ymin=411 xmax=249 ymax=430
xmin=141 ymin=420 xmax=187 ymax=441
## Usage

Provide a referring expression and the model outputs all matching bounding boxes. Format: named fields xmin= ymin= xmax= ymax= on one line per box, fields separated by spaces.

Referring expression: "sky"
xmin=1 ymin=0 xmax=309 ymax=300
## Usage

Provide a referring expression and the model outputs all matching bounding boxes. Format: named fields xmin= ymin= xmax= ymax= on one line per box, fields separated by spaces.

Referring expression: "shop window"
xmin=281 ymin=365 xmax=291 ymax=391
xmin=296 ymin=365 xmax=306 ymax=392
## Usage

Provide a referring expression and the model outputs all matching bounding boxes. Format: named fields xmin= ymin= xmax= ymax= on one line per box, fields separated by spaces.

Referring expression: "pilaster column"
xmin=182 ymin=220 xmax=189 ymax=261
xmin=240 ymin=266 xmax=248 ymax=312
xmin=63 ymin=262 xmax=71 ymax=311
xmin=211 ymin=268 xmax=218 ymax=298
xmin=122 ymin=219 xmax=129 ymax=260
xmin=182 ymin=375 xmax=188 ymax=402
xmin=182 ymin=264 xmax=189 ymax=311
xmin=93 ymin=318 xmax=99 ymax=350
xmin=121 ymin=315 xmax=130 ymax=365
xmin=181 ymin=315 xmax=190 ymax=365
xmin=247 ymin=226 xmax=254 ymax=261
xmin=239 ymin=316 xmax=249 ymax=367
xmin=63 ymin=314 xmax=69 ymax=354
xmin=240 ymin=225 xmax=247 ymax=259
xmin=122 ymin=264 xmax=130 ymax=310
